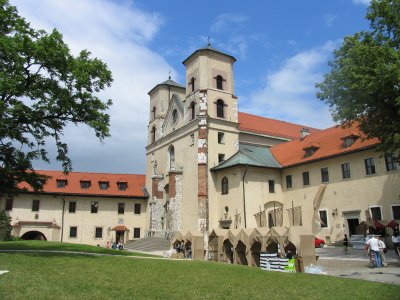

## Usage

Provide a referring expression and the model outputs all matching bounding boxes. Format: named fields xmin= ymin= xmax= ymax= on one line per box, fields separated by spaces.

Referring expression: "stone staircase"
xmin=124 ymin=237 xmax=171 ymax=253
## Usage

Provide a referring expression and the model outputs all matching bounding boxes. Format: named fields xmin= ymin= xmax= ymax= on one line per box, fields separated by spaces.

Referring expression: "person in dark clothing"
xmin=343 ymin=234 xmax=349 ymax=254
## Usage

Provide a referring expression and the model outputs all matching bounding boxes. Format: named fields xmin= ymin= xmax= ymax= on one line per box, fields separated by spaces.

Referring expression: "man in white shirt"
xmin=392 ymin=232 xmax=400 ymax=257
xmin=366 ymin=235 xmax=382 ymax=267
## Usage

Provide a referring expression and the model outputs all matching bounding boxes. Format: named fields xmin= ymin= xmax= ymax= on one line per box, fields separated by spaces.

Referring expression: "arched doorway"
xmin=223 ymin=239 xmax=234 ymax=263
xmin=284 ymin=242 xmax=297 ymax=258
xmin=21 ymin=231 xmax=47 ymax=240
xmin=266 ymin=241 xmax=278 ymax=254
xmin=250 ymin=241 xmax=261 ymax=267
xmin=235 ymin=240 xmax=248 ymax=265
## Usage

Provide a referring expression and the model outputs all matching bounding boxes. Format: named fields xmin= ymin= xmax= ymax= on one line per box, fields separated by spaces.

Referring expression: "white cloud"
xmin=241 ymin=41 xmax=339 ymax=129
xmin=323 ymin=14 xmax=337 ymax=27
xmin=210 ymin=13 xmax=248 ymax=33
xmin=352 ymin=0 xmax=371 ymax=6
xmin=11 ymin=0 xmax=174 ymax=174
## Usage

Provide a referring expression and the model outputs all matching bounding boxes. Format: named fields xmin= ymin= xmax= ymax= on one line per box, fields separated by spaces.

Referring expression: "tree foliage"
xmin=316 ymin=0 xmax=400 ymax=154
xmin=0 ymin=210 xmax=12 ymax=240
xmin=0 ymin=0 xmax=113 ymax=192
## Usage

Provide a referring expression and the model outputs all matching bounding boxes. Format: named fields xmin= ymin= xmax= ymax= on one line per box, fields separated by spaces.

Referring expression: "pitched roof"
xmin=238 ymin=112 xmax=321 ymax=140
xmin=270 ymin=122 xmax=380 ymax=167
xmin=19 ymin=170 xmax=147 ymax=198
xmin=148 ymin=78 xmax=185 ymax=95
xmin=211 ymin=144 xmax=281 ymax=171
xmin=182 ymin=45 xmax=236 ymax=65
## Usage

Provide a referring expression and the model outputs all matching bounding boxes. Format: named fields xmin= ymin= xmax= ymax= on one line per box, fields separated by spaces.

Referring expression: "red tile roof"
xmin=19 ymin=170 xmax=147 ymax=198
xmin=238 ymin=112 xmax=321 ymax=140
xmin=270 ymin=122 xmax=380 ymax=167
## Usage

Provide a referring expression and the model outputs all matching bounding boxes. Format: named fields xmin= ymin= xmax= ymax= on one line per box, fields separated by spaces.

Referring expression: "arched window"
xmin=172 ymin=109 xmax=178 ymax=124
xmin=189 ymin=101 xmax=196 ymax=120
xmin=190 ymin=77 xmax=195 ymax=93
xmin=221 ymin=177 xmax=228 ymax=194
xmin=168 ymin=145 xmax=175 ymax=170
xmin=151 ymin=126 xmax=156 ymax=143
xmin=152 ymin=106 xmax=156 ymax=119
xmin=216 ymin=75 xmax=223 ymax=90
xmin=216 ymin=99 xmax=225 ymax=118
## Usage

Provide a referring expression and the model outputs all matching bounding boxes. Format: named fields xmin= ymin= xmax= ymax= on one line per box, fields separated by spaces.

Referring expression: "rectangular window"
xmin=190 ymin=133 xmax=195 ymax=146
xmin=118 ymin=182 xmax=127 ymax=191
xmin=80 ymin=181 xmax=91 ymax=189
xmin=5 ymin=197 xmax=13 ymax=211
xmin=91 ymin=202 xmax=98 ymax=214
xmin=134 ymin=203 xmax=141 ymax=215
xmin=341 ymin=163 xmax=351 ymax=179
xmin=118 ymin=203 xmax=125 ymax=214
xmin=133 ymin=228 xmax=141 ymax=239
xmin=385 ymin=154 xmax=398 ymax=172
xmin=302 ymin=172 xmax=310 ymax=186
xmin=69 ymin=227 xmax=77 ymax=238
xmin=268 ymin=180 xmax=275 ymax=193
xmin=364 ymin=158 xmax=376 ymax=175
xmin=392 ymin=205 xmax=400 ymax=220
xmin=370 ymin=206 xmax=382 ymax=220
xmin=286 ymin=175 xmax=292 ymax=189
xmin=218 ymin=132 xmax=225 ymax=144
xmin=321 ymin=167 xmax=329 ymax=183
xmin=56 ymin=179 xmax=67 ymax=188
xmin=99 ymin=181 xmax=109 ymax=190
xmin=69 ymin=202 xmax=76 ymax=213
xmin=319 ymin=210 xmax=328 ymax=228
xmin=95 ymin=227 xmax=103 ymax=239
xmin=32 ymin=200 xmax=40 ymax=212
xmin=218 ymin=154 xmax=225 ymax=163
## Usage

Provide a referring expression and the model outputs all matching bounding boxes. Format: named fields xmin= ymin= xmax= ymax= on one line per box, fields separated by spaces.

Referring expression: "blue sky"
xmin=11 ymin=0 xmax=371 ymax=174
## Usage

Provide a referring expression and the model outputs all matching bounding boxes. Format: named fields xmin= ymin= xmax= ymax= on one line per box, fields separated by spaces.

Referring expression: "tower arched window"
xmin=168 ymin=145 xmax=175 ymax=170
xmin=189 ymin=101 xmax=196 ymax=120
xmin=216 ymin=99 xmax=225 ymax=118
xmin=216 ymin=75 xmax=223 ymax=90
xmin=221 ymin=176 xmax=229 ymax=195
xmin=190 ymin=77 xmax=195 ymax=93
xmin=151 ymin=126 xmax=156 ymax=143
xmin=152 ymin=106 xmax=156 ymax=119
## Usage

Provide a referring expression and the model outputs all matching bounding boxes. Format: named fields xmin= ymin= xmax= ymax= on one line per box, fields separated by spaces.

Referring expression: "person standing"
xmin=378 ymin=236 xmax=387 ymax=266
xmin=392 ymin=232 xmax=400 ymax=258
xmin=343 ymin=234 xmax=349 ymax=255
xmin=366 ymin=235 xmax=382 ymax=268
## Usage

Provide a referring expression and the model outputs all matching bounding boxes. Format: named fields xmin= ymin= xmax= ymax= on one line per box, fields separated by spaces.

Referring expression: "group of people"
xmin=175 ymin=241 xmax=192 ymax=259
xmin=111 ymin=241 xmax=124 ymax=250
xmin=365 ymin=235 xmax=388 ymax=268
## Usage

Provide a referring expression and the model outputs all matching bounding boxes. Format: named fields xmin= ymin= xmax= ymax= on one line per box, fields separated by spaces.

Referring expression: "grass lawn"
xmin=0 ymin=242 xmax=398 ymax=299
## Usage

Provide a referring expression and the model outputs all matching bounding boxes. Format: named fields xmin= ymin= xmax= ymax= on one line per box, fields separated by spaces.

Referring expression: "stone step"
xmin=125 ymin=237 xmax=171 ymax=252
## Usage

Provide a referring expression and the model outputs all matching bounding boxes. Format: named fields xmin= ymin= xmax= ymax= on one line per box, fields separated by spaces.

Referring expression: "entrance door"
xmin=116 ymin=231 xmax=125 ymax=243
xmin=347 ymin=218 xmax=359 ymax=236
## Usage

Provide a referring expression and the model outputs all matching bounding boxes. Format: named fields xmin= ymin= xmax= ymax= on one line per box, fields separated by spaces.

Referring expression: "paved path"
xmin=314 ymin=246 xmax=400 ymax=285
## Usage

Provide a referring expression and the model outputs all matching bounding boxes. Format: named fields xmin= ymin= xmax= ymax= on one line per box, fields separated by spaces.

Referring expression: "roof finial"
xmin=207 ymin=36 xmax=211 ymax=47
xmin=168 ymin=70 xmax=171 ymax=80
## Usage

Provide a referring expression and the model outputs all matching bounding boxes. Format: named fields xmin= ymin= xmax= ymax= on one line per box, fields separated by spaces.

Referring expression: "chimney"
xmin=300 ymin=128 xmax=310 ymax=139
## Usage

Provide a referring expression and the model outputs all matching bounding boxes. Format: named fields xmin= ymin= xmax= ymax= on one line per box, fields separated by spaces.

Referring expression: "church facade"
xmin=145 ymin=45 xmax=400 ymax=249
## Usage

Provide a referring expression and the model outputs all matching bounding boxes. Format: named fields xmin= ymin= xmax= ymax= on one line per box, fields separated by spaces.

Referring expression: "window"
xmin=341 ymin=163 xmax=351 ymax=179
xmin=80 ymin=181 xmax=91 ymax=189
xmin=319 ymin=210 xmax=328 ymax=228
xmin=190 ymin=133 xmax=195 ymax=146
xmin=370 ymin=206 xmax=382 ymax=220
xmin=268 ymin=180 xmax=275 ymax=193
xmin=221 ymin=177 xmax=228 ymax=194
xmin=151 ymin=126 xmax=156 ymax=143
xmin=5 ymin=197 xmax=13 ymax=211
xmin=286 ymin=175 xmax=292 ymax=189
xmin=172 ymin=109 xmax=178 ymax=124
xmin=69 ymin=227 xmax=77 ymax=238
xmin=344 ymin=137 xmax=355 ymax=148
xmin=216 ymin=75 xmax=223 ymax=90
xmin=216 ymin=99 xmax=225 ymax=118
xmin=321 ymin=167 xmax=329 ymax=183
xmin=32 ymin=200 xmax=40 ymax=212
xmin=392 ymin=205 xmax=400 ymax=220
xmin=364 ymin=158 xmax=376 ymax=175
xmin=95 ymin=227 xmax=103 ymax=239
xmin=134 ymin=204 xmax=141 ymax=215
xmin=385 ymin=153 xmax=398 ymax=172
xmin=69 ymin=202 xmax=76 ymax=213
xmin=302 ymin=172 xmax=310 ymax=186
xmin=118 ymin=182 xmax=127 ymax=191
xmin=152 ymin=106 xmax=156 ymax=119
xmin=169 ymin=145 xmax=175 ymax=170
xmin=218 ymin=132 xmax=225 ymax=144
xmin=56 ymin=179 xmax=67 ymax=188
xmin=99 ymin=181 xmax=109 ymax=190
xmin=91 ymin=202 xmax=98 ymax=214
xmin=190 ymin=77 xmax=195 ymax=92
xmin=133 ymin=228 xmax=141 ymax=239
xmin=304 ymin=146 xmax=318 ymax=157
xmin=218 ymin=154 xmax=225 ymax=163
xmin=189 ymin=102 xmax=196 ymax=120
xmin=118 ymin=203 xmax=125 ymax=214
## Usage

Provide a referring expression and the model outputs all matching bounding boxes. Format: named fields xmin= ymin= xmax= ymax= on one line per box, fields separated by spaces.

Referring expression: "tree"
xmin=316 ymin=0 xmax=400 ymax=155
xmin=0 ymin=0 xmax=113 ymax=193
xmin=0 ymin=210 xmax=12 ymax=241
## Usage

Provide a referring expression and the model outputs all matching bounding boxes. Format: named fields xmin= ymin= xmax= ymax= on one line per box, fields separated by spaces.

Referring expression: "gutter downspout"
xmin=242 ymin=164 xmax=248 ymax=228
xmin=61 ymin=196 xmax=65 ymax=242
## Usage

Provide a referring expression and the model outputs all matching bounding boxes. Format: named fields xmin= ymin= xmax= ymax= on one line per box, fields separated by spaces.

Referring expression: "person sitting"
xmin=111 ymin=242 xmax=117 ymax=250
xmin=117 ymin=241 xmax=124 ymax=250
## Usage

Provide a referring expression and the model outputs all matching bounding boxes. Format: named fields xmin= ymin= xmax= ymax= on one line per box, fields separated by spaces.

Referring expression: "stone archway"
xmin=223 ymin=239 xmax=234 ymax=263
xmin=21 ymin=231 xmax=47 ymax=241
xmin=266 ymin=241 xmax=278 ymax=254
xmin=250 ymin=241 xmax=261 ymax=267
xmin=235 ymin=240 xmax=248 ymax=265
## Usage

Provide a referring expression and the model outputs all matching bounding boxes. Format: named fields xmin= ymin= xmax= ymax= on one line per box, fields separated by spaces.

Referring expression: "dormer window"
xmin=216 ymin=75 xmax=223 ymax=90
xmin=99 ymin=181 xmax=109 ymax=190
xmin=80 ymin=180 xmax=91 ymax=189
xmin=118 ymin=182 xmax=127 ymax=191
xmin=341 ymin=132 xmax=360 ymax=148
xmin=56 ymin=179 xmax=67 ymax=188
xmin=303 ymin=144 xmax=320 ymax=158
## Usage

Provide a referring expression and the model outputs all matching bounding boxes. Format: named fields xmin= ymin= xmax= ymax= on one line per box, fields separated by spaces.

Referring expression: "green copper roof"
xmin=211 ymin=144 xmax=281 ymax=171
xmin=148 ymin=78 xmax=185 ymax=95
